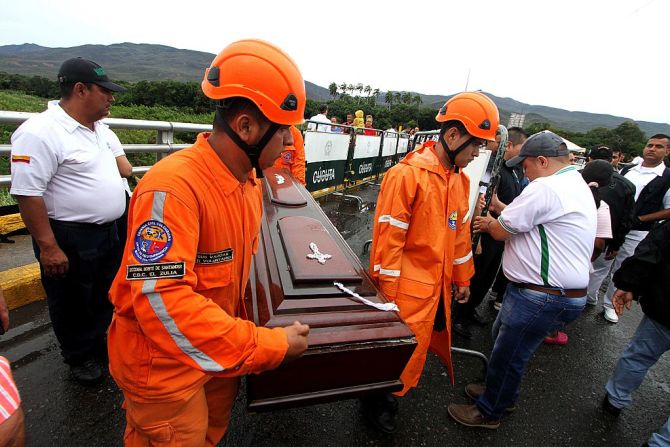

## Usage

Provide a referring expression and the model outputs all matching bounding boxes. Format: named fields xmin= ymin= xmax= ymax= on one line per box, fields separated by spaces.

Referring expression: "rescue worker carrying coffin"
xmin=366 ymin=91 xmax=500 ymax=433
xmin=107 ymin=39 xmax=310 ymax=447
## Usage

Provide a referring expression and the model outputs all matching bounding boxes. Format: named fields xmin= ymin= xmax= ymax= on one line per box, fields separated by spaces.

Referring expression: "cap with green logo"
xmin=57 ymin=57 xmax=125 ymax=93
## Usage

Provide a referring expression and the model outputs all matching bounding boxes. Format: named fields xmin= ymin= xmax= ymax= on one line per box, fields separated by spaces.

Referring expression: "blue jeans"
xmin=476 ymin=284 xmax=586 ymax=419
xmin=606 ymin=315 xmax=670 ymax=446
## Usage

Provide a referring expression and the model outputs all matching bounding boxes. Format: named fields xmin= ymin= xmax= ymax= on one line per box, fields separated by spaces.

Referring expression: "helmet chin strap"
xmin=215 ymin=105 xmax=280 ymax=179
xmin=439 ymin=129 xmax=475 ymax=174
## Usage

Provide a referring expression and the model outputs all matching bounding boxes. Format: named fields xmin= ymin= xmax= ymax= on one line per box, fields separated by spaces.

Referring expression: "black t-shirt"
xmin=493 ymin=164 xmax=523 ymax=218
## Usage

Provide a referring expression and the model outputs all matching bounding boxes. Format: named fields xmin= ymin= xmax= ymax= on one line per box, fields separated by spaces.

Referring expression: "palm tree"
xmin=413 ymin=94 xmax=422 ymax=106
xmin=328 ymin=82 xmax=338 ymax=99
xmin=401 ymin=91 xmax=412 ymax=104
xmin=364 ymin=85 xmax=372 ymax=98
xmin=394 ymin=91 xmax=402 ymax=105
xmin=385 ymin=90 xmax=394 ymax=107
xmin=339 ymin=82 xmax=347 ymax=98
xmin=373 ymin=88 xmax=380 ymax=101
xmin=356 ymin=83 xmax=364 ymax=97
xmin=347 ymin=83 xmax=355 ymax=97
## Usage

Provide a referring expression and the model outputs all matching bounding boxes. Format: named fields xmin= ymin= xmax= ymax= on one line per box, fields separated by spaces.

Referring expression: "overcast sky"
xmin=1 ymin=0 xmax=668 ymax=124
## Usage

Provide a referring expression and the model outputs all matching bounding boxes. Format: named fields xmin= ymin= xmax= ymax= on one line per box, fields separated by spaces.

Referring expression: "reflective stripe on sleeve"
xmin=373 ymin=264 xmax=401 ymax=277
xmin=141 ymin=191 xmax=225 ymax=372
xmin=453 ymin=251 xmax=473 ymax=265
xmin=461 ymin=210 xmax=471 ymax=224
xmin=377 ymin=215 xmax=409 ymax=230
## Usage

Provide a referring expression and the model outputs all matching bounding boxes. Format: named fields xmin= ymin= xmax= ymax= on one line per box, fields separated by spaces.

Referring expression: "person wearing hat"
xmin=366 ymin=91 xmax=499 ymax=433
xmin=106 ymin=39 xmax=310 ymax=446
xmin=10 ymin=57 xmax=128 ymax=385
xmin=585 ymin=147 xmax=636 ymax=314
xmin=448 ymin=131 xmax=596 ymax=429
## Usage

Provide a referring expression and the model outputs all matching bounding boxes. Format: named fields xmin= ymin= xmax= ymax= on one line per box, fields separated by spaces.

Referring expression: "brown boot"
xmin=465 ymin=383 xmax=517 ymax=412
xmin=448 ymin=404 xmax=500 ymax=429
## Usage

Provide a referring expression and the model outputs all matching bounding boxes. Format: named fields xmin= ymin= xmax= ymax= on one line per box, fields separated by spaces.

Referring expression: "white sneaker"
xmin=586 ymin=297 xmax=598 ymax=306
xmin=603 ymin=307 xmax=619 ymax=323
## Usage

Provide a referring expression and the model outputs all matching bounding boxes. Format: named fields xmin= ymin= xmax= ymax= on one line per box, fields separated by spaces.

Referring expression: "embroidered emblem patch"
xmin=133 ymin=220 xmax=173 ymax=263
xmin=448 ymin=211 xmax=458 ymax=230
xmin=281 ymin=151 xmax=294 ymax=163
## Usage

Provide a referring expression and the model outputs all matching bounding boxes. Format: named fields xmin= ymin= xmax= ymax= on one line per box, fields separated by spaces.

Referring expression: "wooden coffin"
xmin=244 ymin=167 xmax=417 ymax=412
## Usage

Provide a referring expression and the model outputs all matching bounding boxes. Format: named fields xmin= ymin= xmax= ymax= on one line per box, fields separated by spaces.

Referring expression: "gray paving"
xmin=2 ymin=183 xmax=669 ymax=446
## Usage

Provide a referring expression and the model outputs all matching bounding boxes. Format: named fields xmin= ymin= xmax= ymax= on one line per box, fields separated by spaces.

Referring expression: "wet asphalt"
xmin=2 ymin=182 xmax=669 ymax=447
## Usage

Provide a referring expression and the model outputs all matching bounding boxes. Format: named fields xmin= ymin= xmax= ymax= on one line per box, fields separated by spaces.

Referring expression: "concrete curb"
xmin=0 ymin=263 xmax=45 ymax=310
xmin=0 ymin=213 xmax=25 ymax=235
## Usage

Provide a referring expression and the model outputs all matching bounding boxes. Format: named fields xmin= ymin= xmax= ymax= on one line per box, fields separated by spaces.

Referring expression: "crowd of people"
xmin=307 ymin=104 xmax=420 ymax=136
xmin=2 ymin=38 xmax=669 ymax=446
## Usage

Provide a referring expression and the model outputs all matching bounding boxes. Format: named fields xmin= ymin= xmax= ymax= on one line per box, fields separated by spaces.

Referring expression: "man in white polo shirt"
xmin=448 ymin=131 xmax=596 ymax=429
xmin=10 ymin=58 xmax=127 ymax=385
xmin=594 ymin=134 xmax=670 ymax=323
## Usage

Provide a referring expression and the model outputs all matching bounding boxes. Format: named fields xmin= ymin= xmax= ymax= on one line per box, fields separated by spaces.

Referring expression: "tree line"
xmin=0 ymin=72 xmax=652 ymax=159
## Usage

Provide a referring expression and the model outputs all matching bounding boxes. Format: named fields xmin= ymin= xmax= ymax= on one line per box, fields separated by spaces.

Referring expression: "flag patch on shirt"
xmin=133 ymin=220 xmax=173 ymax=263
xmin=11 ymin=155 xmax=31 ymax=164
xmin=448 ymin=211 xmax=458 ymax=230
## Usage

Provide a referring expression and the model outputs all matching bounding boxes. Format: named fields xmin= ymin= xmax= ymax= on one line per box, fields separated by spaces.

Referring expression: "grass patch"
xmin=0 ymin=188 xmax=16 ymax=206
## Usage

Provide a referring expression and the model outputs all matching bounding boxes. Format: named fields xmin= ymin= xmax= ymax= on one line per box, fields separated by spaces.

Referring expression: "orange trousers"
xmin=122 ymin=377 xmax=240 ymax=447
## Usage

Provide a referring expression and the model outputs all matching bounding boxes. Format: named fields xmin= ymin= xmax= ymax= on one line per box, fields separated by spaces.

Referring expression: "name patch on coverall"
xmin=196 ymin=249 xmax=233 ymax=264
xmin=126 ymin=262 xmax=186 ymax=280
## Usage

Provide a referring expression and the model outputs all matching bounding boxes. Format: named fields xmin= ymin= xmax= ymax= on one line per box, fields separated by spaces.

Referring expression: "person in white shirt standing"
xmin=595 ymin=134 xmax=670 ymax=323
xmin=448 ymin=131 xmax=597 ymax=429
xmin=307 ymin=104 xmax=331 ymax=132
xmin=10 ymin=58 xmax=127 ymax=385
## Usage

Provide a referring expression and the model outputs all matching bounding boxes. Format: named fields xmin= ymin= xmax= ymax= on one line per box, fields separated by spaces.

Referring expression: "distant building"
xmin=508 ymin=113 xmax=525 ymax=128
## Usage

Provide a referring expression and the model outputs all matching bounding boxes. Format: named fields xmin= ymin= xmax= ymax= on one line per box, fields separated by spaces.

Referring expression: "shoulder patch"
xmin=281 ymin=151 xmax=294 ymax=163
xmin=133 ymin=220 xmax=173 ymax=263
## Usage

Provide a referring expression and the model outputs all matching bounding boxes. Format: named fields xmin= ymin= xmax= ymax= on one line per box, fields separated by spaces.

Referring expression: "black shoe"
xmin=70 ymin=359 xmax=103 ymax=386
xmin=452 ymin=321 xmax=472 ymax=339
xmin=469 ymin=309 xmax=489 ymax=326
xmin=602 ymin=395 xmax=622 ymax=416
xmin=361 ymin=395 xmax=397 ymax=434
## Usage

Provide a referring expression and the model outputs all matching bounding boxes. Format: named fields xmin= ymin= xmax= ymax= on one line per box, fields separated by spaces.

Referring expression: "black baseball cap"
xmin=506 ymin=131 xmax=569 ymax=167
xmin=57 ymin=57 xmax=125 ymax=92
xmin=588 ymin=146 xmax=613 ymax=161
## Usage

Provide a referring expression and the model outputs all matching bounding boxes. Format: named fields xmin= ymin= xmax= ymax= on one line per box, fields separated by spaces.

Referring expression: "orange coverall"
xmin=370 ymin=141 xmax=474 ymax=396
xmin=108 ymin=133 xmax=289 ymax=446
xmin=272 ymin=125 xmax=306 ymax=185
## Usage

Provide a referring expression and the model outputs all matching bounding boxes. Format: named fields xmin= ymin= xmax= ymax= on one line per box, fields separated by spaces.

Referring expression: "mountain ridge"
xmin=1 ymin=43 xmax=667 ymax=136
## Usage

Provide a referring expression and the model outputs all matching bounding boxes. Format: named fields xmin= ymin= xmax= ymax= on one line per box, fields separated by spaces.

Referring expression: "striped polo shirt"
xmin=498 ymin=166 xmax=597 ymax=290
xmin=0 ymin=356 xmax=21 ymax=423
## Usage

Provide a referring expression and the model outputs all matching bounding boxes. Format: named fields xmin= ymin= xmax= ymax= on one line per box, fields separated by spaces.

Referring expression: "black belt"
xmin=49 ymin=219 xmax=115 ymax=230
xmin=514 ymin=283 xmax=587 ymax=298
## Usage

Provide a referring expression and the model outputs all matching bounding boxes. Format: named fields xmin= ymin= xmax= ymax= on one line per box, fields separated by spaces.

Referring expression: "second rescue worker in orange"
xmin=272 ymin=125 xmax=306 ymax=185
xmin=107 ymin=40 xmax=310 ymax=446
xmin=367 ymin=92 xmax=500 ymax=433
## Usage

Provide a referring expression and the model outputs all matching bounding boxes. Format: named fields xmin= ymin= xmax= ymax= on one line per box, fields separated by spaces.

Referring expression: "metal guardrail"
xmin=0 ymin=110 xmax=213 ymax=187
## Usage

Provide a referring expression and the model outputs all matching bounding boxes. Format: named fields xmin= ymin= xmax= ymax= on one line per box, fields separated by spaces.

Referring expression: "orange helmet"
xmin=436 ymin=91 xmax=499 ymax=141
xmin=202 ymin=39 xmax=306 ymax=125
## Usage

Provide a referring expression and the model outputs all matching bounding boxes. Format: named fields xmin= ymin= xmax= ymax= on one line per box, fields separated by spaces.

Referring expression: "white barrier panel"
xmin=304 ymin=131 xmax=351 ymax=163
xmin=381 ymin=135 xmax=398 ymax=157
xmin=462 ymin=149 xmax=492 ymax=218
xmin=397 ymin=137 xmax=409 ymax=154
xmin=352 ymin=135 xmax=382 ymax=160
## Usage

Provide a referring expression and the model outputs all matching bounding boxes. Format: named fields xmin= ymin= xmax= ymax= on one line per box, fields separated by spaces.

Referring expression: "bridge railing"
xmin=0 ymin=112 xmax=423 ymax=191
xmin=0 ymin=111 xmax=212 ymax=187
